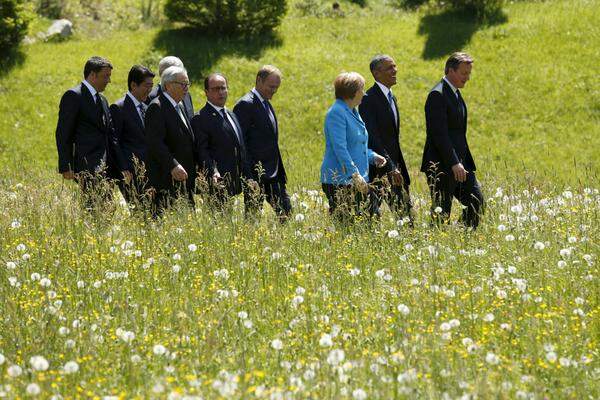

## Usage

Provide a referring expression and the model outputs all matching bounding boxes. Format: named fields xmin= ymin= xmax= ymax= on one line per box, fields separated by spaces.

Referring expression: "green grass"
xmin=0 ymin=0 xmax=599 ymax=398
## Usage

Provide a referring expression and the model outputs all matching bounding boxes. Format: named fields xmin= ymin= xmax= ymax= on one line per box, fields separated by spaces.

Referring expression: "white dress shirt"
xmin=208 ymin=101 xmax=241 ymax=143
xmin=375 ymin=81 xmax=398 ymax=126
xmin=82 ymin=80 xmax=98 ymax=102
xmin=163 ymin=92 xmax=190 ymax=129
xmin=127 ymin=92 xmax=146 ymax=124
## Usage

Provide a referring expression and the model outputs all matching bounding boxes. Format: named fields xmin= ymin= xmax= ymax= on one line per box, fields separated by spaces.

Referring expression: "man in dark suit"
xmin=55 ymin=56 xmax=129 ymax=211
xmin=422 ymin=52 xmax=484 ymax=228
xmin=145 ymin=66 xmax=197 ymax=216
xmin=233 ymin=65 xmax=292 ymax=220
xmin=146 ymin=56 xmax=194 ymax=121
xmin=359 ymin=55 xmax=412 ymax=221
xmin=191 ymin=73 xmax=257 ymax=209
xmin=110 ymin=65 xmax=155 ymax=210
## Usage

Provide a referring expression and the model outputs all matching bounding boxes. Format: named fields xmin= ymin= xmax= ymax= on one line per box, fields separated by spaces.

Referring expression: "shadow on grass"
xmin=149 ymin=27 xmax=283 ymax=82
xmin=0 ymin=48 xmax=26 ymax=78
xmin=418 ymin=8 xmax=507 ymax=60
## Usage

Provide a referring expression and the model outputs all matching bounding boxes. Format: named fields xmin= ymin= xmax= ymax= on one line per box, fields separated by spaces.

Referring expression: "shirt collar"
xmin=375 ymin=81 xmax=392 ymax=98
xmin=252 ymin=88 xmax=266 ymax=103
xmin=207 ymin=101 xmax=225 ymax=113
xmin=162 ymin=91 xmax=180 ymax=109
xmin=82 ymin=80 xmax=98 ymax=101
xmin=126 ymin=91 xmax=143 ymax=108
xmin=443 ymin=76 xmax=459 ymax=95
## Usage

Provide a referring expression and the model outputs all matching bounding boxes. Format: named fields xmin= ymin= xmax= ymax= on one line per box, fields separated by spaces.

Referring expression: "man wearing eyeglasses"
xmin=146 ymin=56 xmax=194 ymax=121
xmin=192 ymin=73 xmax=257 ymax=210
xmin=145 ymin=66 xmax=198 ymax=216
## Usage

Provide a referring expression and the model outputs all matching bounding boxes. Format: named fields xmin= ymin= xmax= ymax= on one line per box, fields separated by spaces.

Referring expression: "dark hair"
xmin=369 ymin=54 xmax=393 ymax=74
xmin=204 ymin=73 xmax=228 ymax=90
xmin=445 ymin=52 xmax=473 ymax=74
xmin=83 ymin=56 xmax=113 ymax=78
xmin=127 ymin=65 xmax=155 ymax=91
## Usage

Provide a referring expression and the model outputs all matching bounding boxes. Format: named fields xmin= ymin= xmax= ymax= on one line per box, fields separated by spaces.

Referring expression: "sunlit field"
xmin=0 ymin=0 xmax=599 ymax=398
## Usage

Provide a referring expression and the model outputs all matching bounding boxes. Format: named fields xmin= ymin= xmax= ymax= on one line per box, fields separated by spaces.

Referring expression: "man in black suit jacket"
xmin=233 ymin=65 xmax=292 ymax=220
xmin=359 ymin=55 xmax=412 ymax=221
xmin=146 ymin=56 xmax=194 ymax=121
xmin=110 ymin=65 xmax=155 ymax=209
xmin=191 ymin=73 xmax=257 ymax=209
xmin=422 ymin=52 xmax=484 ymax=228
xmin=55 ymin=56 xmax=128 ymax=210
xmin=145 ymin=66 xmax=197 ymax=215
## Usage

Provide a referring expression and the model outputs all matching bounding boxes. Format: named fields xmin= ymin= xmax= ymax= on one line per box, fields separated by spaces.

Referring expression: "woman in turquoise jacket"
xmin=320 ymin=72 xmax=386 ymax=220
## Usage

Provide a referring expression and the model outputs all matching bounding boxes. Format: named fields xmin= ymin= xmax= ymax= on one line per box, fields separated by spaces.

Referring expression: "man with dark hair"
xmin=145 ymin=66 xmax=198 ymax=216
xmin=421 ymin=51 xmax=484 ymax=228
xmin=109 ymin=65 xmax=155 ymax=210
xmin=233 ymin=65 xmax=292 ymax=221
xmin=146 ymin=56 xmax=194 ymax=121
xmin=192 ymin=73 xmax=257 ymax=209
xmin=55 ymin=56 xmax=128 ymax=211
xmin=359 ymin=54 xmax=412 ymax=222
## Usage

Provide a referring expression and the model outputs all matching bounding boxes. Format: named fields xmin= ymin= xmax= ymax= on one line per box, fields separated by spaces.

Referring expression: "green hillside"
xmin=1 ymin=0 xmax=598 ymax=189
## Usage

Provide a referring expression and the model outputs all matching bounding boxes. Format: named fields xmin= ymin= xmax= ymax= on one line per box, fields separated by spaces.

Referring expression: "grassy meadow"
xmin=0 ymin=0 xmax=599 ymax=398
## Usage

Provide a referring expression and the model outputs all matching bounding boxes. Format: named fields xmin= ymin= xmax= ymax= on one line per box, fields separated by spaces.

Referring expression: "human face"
xmin=89 ymin=67 xmax=112 ymax=92
xmin=373 ymin=58 xmax=397 ymax=88
xmin=205 ymin=75 xmax=228 ymax=108
xmin=256 ymin=74 xmax=281 ymax=100
xmin=131 ymin=76 xmax=154 ymax=102
xmin=165 ymin=73 xmax=189 ymax=103
xmin=446 ymin=62 xmax=472 ymax=89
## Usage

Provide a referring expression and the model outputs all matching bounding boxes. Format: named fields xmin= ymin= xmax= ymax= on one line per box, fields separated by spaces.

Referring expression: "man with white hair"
xmin=145 ymin=66 xmax=198 ymax=215
xmin=146 ymin=56 xmax=194 ymax=120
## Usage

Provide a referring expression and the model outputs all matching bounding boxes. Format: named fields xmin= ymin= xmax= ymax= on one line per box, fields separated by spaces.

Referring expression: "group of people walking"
xmin=55 ymin=52 xmax=484 ymax=227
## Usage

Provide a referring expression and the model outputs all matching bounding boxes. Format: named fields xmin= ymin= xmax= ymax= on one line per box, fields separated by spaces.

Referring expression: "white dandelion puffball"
xmin=63 ymin=361 xmax=79 ymax=374
xmin=153 ymin=344 xmax=167 ymax=356
xmin=7 ymin=364 xmax=23 ymax=377
xmin=319 ymin=333 xmax=333 ymax=348
xmin=29 ymin=355 xmax=49 ymax=371
xmin=397 ymin=304 xmax=410 ymax=316
xmin=327 ymin=349 xmax=345 ymax=366
xmin=271 ymin=339 xmax=283 ymax=350
xmin=26 ymin=383 xmax=41 ymax=396
xmin=485 ymin=352 xmax=500 ymax=365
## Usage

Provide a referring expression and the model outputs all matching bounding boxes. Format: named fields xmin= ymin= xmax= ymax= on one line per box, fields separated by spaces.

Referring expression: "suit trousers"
xmin=426 ymin=170 xmax=484 ymax=228
xmin=151 ymin=183 xmax=195 ymax=218
xmin=322 ymin=183 xmax=372 ymax=224
xmin=244 ymin=179 xmax=292 ymax=220
xmin=369 ymin=176 xmax=412 ymax=219
xmin=75 ymin=172 xmax=115 ymax=213
xmin=117 ymin=172 xmax=151 ymax=212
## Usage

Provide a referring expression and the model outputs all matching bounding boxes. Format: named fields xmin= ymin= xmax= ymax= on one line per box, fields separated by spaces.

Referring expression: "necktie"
xmin=221 ymin=109 xmax=240 ymax=143
xmin=95 ymin=93 xmax=106 ymax=128
xmin=456 ymin=90 xmax=465 ymax=118
xmin=138 ymin=103 xmax=146 ymax=126
xmin=387 ymin=90 xmax=398 ymax=126
xmin=177 ymin=102 xmax=190 ymax=130
xmin=263 ymin=100 xmax=277 ymax=132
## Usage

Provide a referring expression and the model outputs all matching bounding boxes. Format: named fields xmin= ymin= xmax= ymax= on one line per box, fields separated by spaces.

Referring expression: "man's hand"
xmin=451 ymin=163 xmax=468 ymax=183
xmin=171 ymin=164 xmax=188 ymax=182
xmin=388 ymin=169 xmax=404 ymax=186
xmin=351 ymin=172 xmax=369 ymax=195
xmin=373 ymin=153 xmax=387 ymax=168
xmin=62 ymin=170 xmax=75 ymax=180
xmin=122 ymin=170 xmax=133 ymax=184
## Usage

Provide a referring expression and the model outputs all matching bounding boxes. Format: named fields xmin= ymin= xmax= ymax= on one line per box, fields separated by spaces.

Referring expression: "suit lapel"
xmin=124 ymin=95 xmax=144 ymax=131
xmin=253 ymin=94 xmax=277 ymax=136
xmin=81 ymin=83 xmax=103 ymax=130
xmin=442 ymin=80 xmax=465 ymax=127
xmin=373 ymin=84 xmax=398 ymax=131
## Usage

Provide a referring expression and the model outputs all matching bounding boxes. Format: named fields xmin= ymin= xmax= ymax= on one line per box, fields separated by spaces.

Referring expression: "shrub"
xmin=164 ymin=0 xmax=287 ymax=35
xmin=0 ymin=0 xmax=29 ymax=56
xmin=393 ymin=0 xmax=428 ymax=9
xmin=446 ymin=0 xmax=504 ymax=20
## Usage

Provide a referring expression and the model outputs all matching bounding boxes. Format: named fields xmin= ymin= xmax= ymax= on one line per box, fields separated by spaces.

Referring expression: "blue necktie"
xmin=387 ymin=91 xmax=397 ymax=126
